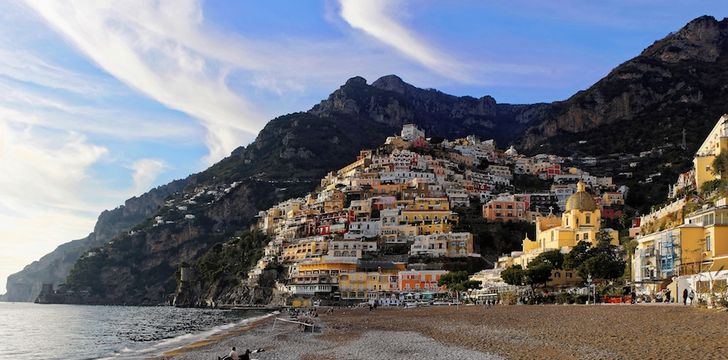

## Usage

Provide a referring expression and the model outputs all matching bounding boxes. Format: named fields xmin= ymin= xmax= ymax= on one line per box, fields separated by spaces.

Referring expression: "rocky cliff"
xmin=3 ymin=180 xmax=187 ymax=302
xmin=521 ymin=16 xmax=728 ymax=155
xmin=6 ymin=15 xmax=728 ymax=305
xmin=50 ymin=77 xmax=538 ymax=305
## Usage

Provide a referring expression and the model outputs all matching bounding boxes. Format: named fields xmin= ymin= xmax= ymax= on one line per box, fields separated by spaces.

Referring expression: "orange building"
xmin=482 ymin=196 xmax=529 ymax=222
xmin=398 ymin=270 xmax=448 ymax=293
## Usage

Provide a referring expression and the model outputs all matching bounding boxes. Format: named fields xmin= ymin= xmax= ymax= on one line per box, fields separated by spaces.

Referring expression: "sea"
xmin=0 ymin=302 xmax=270 ymax=360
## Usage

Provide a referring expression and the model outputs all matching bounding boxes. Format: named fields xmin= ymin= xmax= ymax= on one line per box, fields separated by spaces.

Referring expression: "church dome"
xmin=565 ymin=181 xmax=596 ymax=212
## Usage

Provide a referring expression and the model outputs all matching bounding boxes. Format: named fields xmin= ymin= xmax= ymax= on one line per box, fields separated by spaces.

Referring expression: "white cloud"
xmin=130 ymin=158 xmax=167 ymax=195
xmin=338 ymin=0 xmax=469 ymax=82
xmin=23 ymin=0 xmax=264 ymax=164
xmin=0 ymin=120 xmax=111 ymax=293
xmin=0 ymin=80 xmax=200 ymax=142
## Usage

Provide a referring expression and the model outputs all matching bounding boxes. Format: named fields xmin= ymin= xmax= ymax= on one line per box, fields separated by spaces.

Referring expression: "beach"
xmin=163 ymin=304 xmax=728 ymax=360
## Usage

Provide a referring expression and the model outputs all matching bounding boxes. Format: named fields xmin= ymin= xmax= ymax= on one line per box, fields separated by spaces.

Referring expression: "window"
xmin=576 ymin=234 xmax=580 ymax=241
xmin=585 ymin=214 xmax=591 ymax=224
xmin=584 ymin=233 xmax=589 ymax=240
xmin=706 ymin=235 xmax=712 ymax=252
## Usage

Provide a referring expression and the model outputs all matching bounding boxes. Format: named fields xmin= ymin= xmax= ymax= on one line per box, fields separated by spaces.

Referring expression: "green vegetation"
xmin=711 ymin=150 xmax=728 ymax=178
xmin=194 ymin=230 xmax=269 ymax=288
xmin=453 ymin=201 xmax=535 ymax=263
xmin=501 ymin=265 xmax=525 ymax=286
xmin=502 ymin=230 xmax=625 ymax=288
xmin=438 ymin=271 xmax=482 ymax=292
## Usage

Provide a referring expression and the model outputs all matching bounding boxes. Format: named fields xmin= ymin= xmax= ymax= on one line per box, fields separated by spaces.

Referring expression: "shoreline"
xmin=160 ymin=304 xmax=728 ymax=360
xmin=154 ymin=312 xmax=278 ymax=359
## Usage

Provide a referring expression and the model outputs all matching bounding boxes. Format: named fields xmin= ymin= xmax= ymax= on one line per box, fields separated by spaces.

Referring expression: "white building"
xmin=401 ymin=124 xmax=425 ymax=141
xmin=410 ymin=232 xmax=473 ymax=258
xmin=345 ymin=220 xmax=381 ymax=239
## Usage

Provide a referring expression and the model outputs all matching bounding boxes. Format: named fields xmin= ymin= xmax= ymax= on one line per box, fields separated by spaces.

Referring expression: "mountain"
xmin=521 ymin=16 xmax=728 ymax=155
xmin=14 ymin=76 xmax=535 ymax=305
xmin=3 ymin=180 xmax=187 ymax=302
xmin=5 ymin=15 xmax=728 ymax=304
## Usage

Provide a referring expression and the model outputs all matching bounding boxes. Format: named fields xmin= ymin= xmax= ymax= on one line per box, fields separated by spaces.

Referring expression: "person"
xmin=689 ymin=290 xmax=695 ymax=305
xmin=683 ymin=288 xmax=688 ymax=305
xmin=218 ymin=347 xmax=238 ymax=360
xmin=665 ymin=289 xmax=672 ymax=303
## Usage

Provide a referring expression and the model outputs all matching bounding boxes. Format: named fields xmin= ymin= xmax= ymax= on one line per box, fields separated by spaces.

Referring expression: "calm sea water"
xmin=0 ymin=302 xmax=268 ymax=360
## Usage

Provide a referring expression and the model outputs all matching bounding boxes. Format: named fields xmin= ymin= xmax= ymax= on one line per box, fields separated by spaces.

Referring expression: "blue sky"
xmin=1 ymin=0 xmax=727 ymax=293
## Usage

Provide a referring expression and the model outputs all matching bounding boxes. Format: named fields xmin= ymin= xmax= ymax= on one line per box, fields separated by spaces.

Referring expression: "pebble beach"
xmin=162 ymin=304 xmax=728 ymax=360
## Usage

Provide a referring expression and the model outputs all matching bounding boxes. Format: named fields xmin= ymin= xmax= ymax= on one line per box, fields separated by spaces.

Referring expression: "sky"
xmin=1 ymin=1 xmax=727 ymax=294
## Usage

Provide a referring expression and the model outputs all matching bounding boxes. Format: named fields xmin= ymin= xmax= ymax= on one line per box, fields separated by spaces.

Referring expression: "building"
xmin=409 ymin=232 xmax=473 ymax=258
xmin=338 ymin=271 xmax=400 ymax=300
xmin=328 ymin=239 xmax=378 ymax=258
xmin=345 ymin=220 xmax=381 ymax=239
xmin=401 ymin=124 xmax=425 ymax=141
xmin=482 ymin=195 xmax=529 ymax=222
xmin=398 ymin=270 xmax=447 ymax=293
xmin=288 ymin=259 xmax=357 ymax=297
xmin=504 ymin=181 xmax=619 ymax=268
xmin=601 ymin=192 xmax=625 ymax=207
xmin=632 ymin=203 xmax=728 ymax=296
xmin=281 ymin=237 xmax=329 ymax=262
xmin=400 ymin=197 xmax=458 ymax=235
xmin=693 ymin=114 xmax=728 ymax=188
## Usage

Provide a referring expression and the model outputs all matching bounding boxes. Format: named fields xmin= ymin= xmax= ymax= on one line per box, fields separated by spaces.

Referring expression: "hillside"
xmin=4 ymin=15 xmax=728 ymax=304
xmin=522 ymin=16 xmax=728 ymax=155
xmin=10 ymin=76 xmax=537 ymax=304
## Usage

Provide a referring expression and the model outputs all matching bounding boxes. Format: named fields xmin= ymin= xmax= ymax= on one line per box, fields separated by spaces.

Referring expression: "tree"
xmin=595 ymin=229 xmax=615 ymax=245
xmin=525 ymin=263 xmax=553 ymax=287
xmin=711 ymin=150 xmax=728 ymax=178
xmin=501 ymin=265 xmax=525 ymax=286
xmin=623 ymin=239 xmax=638 ymax=281
xmin=529 ymin=249 xmax=564 ymax=269
xmin=438 ymin=271 xmax=482 ymax=292
xmin=576 ymin=238 xmax=626 ymax=281
xmin=578 ymin=252 xmax=625 ymax=281
xmin=563 ymin=241 xmax=591 ymax=270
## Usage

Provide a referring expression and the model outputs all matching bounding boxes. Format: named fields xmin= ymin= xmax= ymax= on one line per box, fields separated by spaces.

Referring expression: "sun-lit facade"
xmin=504 ymin=181 xmax=619 ymax=268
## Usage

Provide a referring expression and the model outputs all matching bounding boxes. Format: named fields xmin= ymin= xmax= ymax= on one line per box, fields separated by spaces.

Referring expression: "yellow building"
xmin=510 ymin=181 xmax=619 ymax=268
xmin=632 ymin=204 xmax=728 ymax=295
xmin=693 ymin=114 xmax=728 ymax=188
xmin=680 ymin=205 xmax=728 ymax=274
xmin=400 ymin=197 xmax=459 ymax=235
xmin=281 ymin=237 xmax=329 ymax=262
xmin=338 ymin=271 xmax=400 ymax=300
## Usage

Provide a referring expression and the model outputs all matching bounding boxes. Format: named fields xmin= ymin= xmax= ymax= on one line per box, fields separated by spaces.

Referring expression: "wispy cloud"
xmin=23 ymin=0 xmax=264 ymax=164
xmin=338 ymin=0 xmax=470 ymax=82
xmin=129 ymin=158 xmax=167 ymax=195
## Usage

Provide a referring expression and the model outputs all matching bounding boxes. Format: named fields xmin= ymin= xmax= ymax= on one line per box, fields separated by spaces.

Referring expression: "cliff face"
xmin=33 ymin=76 xmax=539 ymax=305
xmin=521 ymin=16 xmax=728 ymax=154
xmin=3 ymin=180 xmax=187 ymax=302
xmin=310 ymin=75 xmax=543 ymax=146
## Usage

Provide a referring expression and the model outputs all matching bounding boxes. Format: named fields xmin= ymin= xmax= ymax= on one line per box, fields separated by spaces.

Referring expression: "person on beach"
xmin=219 ymin=346 xmax=238 ymax=360
xmin=683 ymin=288 xmax=688 ymax=305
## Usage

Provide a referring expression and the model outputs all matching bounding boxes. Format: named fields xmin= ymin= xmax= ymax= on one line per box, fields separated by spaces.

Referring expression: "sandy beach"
xmin=163 ymin=304 xmax=728 ymax=360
